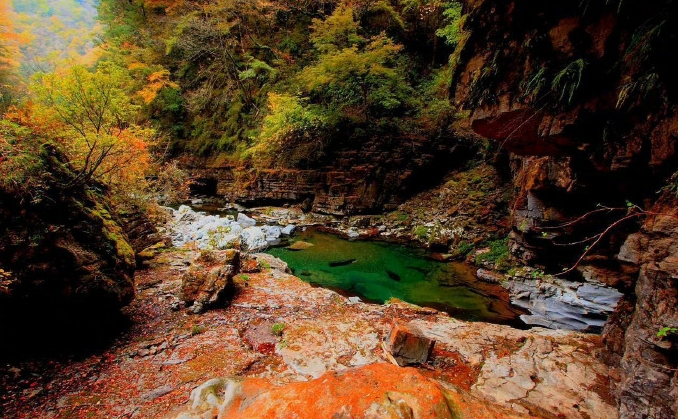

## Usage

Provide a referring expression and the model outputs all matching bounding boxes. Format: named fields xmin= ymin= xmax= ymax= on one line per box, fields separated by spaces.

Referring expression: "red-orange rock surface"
xmin=169 ymin=363 xmax=531 ymax=419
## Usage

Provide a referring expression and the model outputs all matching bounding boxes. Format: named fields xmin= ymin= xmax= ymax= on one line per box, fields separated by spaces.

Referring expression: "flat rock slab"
xmin=408 ymin=319 xmax=618 ymax=419
xmin=168 ymin=363 xmax=529 ymax=419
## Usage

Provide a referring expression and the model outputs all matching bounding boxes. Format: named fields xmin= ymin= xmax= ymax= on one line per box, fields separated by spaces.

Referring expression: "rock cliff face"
xmin=453 ymin=0 xmax=677 ymax=269
xmin=182 ymin=134 xmax=479 ymax=215
xmin=452 ymin=0 xmax=678 ymax=417
xmin=0 ymin=144 xmax=136 ymax=353
xmin=606 ymin=197 xmax=678 ymax=418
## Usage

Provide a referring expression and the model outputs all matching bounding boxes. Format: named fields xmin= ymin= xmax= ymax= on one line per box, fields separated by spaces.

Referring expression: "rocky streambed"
xmin=1 ymin=248 xmax=618 ymax=419
xmin=162 ymin=204 xmax=624 ymax=333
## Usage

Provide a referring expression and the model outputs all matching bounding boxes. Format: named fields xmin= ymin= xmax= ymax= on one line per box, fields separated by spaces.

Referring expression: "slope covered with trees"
xmin=97 ymin=0 xmax=465 ymax=163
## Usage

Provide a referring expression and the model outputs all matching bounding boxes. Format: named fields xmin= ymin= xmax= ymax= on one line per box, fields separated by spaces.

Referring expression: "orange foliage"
xmin=138 ymin=69 xmax=178 ymax=104
xmin=0 ymin=0 xmax=23 ymax=89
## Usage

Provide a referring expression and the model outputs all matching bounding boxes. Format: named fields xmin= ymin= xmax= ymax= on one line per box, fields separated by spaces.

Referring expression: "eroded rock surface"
xmin=169 ymin=364 xmax=461 ymax=419
xmin=1 ymin=250 xmax=618 ymax=419
xmin=503 ymin=268 xmax=623 ymax=332
xmin=605 ymin=200 xmax=678 ymax=419
xmin=180 ymin=250 xmax=240 ymax=312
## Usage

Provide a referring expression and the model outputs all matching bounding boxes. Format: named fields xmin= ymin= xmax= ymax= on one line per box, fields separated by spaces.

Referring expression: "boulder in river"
xmin=241 ymin=227 xmax=268 ymax=252
xmin=237 ymin=213 xmax=257 ymax=228
xmin=286 ymin=241 xmax=314 ymax=251
xmin=281 ymin=224 xmax=296 ymax=235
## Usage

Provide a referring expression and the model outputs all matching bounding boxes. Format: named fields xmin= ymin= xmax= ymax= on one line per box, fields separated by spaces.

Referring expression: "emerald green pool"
xmin=267 ymin=228 xmax=526 ymax=326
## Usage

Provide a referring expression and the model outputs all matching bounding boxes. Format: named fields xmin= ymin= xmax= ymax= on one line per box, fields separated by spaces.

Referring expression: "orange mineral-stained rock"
xmin=170 ymin=363 xmax=532 ymax=419
xmin=225 ymin=363 xmax=450 ymax=419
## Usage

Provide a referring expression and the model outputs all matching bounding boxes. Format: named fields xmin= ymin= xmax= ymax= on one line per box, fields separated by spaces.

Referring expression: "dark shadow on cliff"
xmin=0 ymin=304 xmax=132 ymax=362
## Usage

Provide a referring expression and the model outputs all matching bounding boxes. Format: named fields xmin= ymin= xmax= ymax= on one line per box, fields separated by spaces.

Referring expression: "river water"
xmin=268 ymin=228 xmax=526 ymax=326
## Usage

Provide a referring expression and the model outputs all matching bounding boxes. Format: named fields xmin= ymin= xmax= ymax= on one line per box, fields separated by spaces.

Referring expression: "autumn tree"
xmin=31 ymin=62 xmax=155 ymax=194
xmin=0 ymin=0 xmax=23 ymax=111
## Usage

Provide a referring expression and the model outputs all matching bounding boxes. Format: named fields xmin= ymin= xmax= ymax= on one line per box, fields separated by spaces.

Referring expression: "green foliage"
xmin=206 ymin=225 xmax=236 ymax=250
xmin=271 ymin=322 xmax=286 ymax=336
xmin=301 ymin=32 xmax=411 ymax=116
xmin=250 ymin=93 xmax=330 ymax=167
xmin=435 ymin=2 xmax=464 ymax=47
xmin=413 ymin=225 xmax=430 ymax=241
xmin=238 ymin=56 xmax=277 ymax=83
xmin=191 ymin=325 xmax=206 ymax=335
xmin=88 ymin=0 xmax=475 ymax=169
xmin=521 ymin=66 xmax=549 ymax=103
xmin=467 ymin=52 xmax=501 ymax=107
xmin=616 ymin=72 xmax=660 ymax=110
xmin=663 ymin=171 xmax=678 ymax=197
xmin=310 ymin=5 xmax=363 ymax=53
xmin=551 ymin=59 xmax=585 ymax=105
xmin=0 ymin=118 xmax=46 ymax=197
xmin=456 ymin=241 xmax=474 ymax=255
xmin=657 ymin=326 xmax=678 ymax=339
xmin=475 ymin=238 xmax=510 ymax=269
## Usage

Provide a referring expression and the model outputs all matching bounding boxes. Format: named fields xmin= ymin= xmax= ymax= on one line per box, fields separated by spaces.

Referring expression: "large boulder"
xmin=0 ymin=144 xmax=135 ymax=317
xmin=180 ymin=250 xmax=240 ymax=313
xmin=241 ymin=227 xmax=268 ymax=252
xmin=166 ymin=363 xmax=528 ymax=419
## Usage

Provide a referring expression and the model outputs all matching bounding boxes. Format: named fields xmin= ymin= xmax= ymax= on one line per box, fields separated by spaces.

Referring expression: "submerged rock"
xmin=328 ymin=259 xmax=357 ymax=267
xmin=286 ymin=240 xmax=314 ymax=250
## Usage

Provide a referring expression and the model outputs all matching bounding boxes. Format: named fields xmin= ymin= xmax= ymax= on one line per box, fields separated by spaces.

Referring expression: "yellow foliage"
xmin=138 ymin=69 xmax=178 ymax=104
xmin=30 ymin=63 xmax=157 ymax=196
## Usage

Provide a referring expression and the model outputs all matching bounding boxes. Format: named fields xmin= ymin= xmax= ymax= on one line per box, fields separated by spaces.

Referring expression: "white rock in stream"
xmin=262 ymin=225 xmax=282 ymax=239
xmin=241 ymin=227 xmax=268 ymax=252
xmin=237 ymin=213 xmax=257 ymax=228
xmin=164 ymin=206 xmax=285 ymax=252
xmin=281 ymin=224 xmax=296 ymax=236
